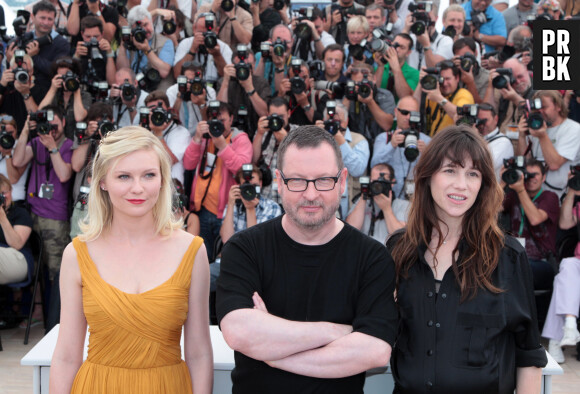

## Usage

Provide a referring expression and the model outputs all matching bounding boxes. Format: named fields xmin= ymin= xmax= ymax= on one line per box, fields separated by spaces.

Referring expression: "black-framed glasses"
xmin=279 ymin=169 xmax=342 ymax=192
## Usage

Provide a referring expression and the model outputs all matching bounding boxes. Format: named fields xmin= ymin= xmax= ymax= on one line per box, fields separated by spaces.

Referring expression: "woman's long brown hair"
xmin=390 ymin=125 xmax=505 ymax=301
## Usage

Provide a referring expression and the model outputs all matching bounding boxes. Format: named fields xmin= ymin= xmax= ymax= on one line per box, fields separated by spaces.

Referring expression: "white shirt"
xmin=112 ymin=90 xmax=149 ymax=128
xmin=407 ymin=32 xmax=454 ymax=70
xmin=175 ymin=37 xmax=233 ymax=84
xmin=484 ymin=128 xmax=514 ymax=182
xmin=160 ymin=123 xmax=192 ymax=184
xmin=166 ymin=83 xmax=217 ymax=136
xmin=0 ymin=141 xmax=29 ymax=202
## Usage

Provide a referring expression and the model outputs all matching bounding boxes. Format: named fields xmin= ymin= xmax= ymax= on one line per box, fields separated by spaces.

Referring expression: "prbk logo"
xmin=533 ymin=20 xmax=580 ymax=90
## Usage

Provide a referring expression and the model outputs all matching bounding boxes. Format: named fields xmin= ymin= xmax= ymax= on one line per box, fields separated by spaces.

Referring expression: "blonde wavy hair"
xmin=78 ymin=126 xmax=181 ymax=241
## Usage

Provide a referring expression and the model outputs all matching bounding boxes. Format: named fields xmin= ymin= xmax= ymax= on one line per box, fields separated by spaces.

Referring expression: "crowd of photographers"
xmin=1 ymin=0 xmax=580 ymax=358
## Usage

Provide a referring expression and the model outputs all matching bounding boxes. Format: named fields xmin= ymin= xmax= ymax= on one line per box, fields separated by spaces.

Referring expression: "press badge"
xmin=405 ymin=180 xmax=415 ymax=197
xmin=516 ymin=237 xmax=526 ymax=248
xmin=38 ymin=183 xmax=55 ymax=200
xmin=204 ymin=153 xmax=216 ymax=173
xmin=506 ymin=124 xmax=519 ymax=140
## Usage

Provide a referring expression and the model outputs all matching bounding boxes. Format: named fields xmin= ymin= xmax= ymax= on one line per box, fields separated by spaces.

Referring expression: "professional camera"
xmin=484 ymin=45 xmax=516 ymax=63
xmin=132 ymin=21 xmax=147 ymax=43
xmin=568 ymin=165 xmax=580 ymax=191
xmin=289 ymin=59 xmax=306 ymax=95
xmin=442 ymin=25 xmax=456 ymax=39
xmin=74 ymin=122 xmax=88 ymax=142
xmin=109 ymin=0 xmax=128 ymax=18
xmin=370 ymin=29 xmax=399 ymax=63
xmin=458 ymin=53 xmax=477 ymax=72
xmin=260 ymin=42 xmax=271 ymax=59
xmin=62 ymin=71 xmax=80 ymax=92
xmin=408 ymin=1 xmax=433 ymax=36
xmin=313 ymin=80 xmax=345 ymax=99
xmin=360 ymin=173 xmax=393 ymax=199
xmin=136 ymin=68 xmax=161 ymax=91
xmin=83 ymin=37 xmax=104 ymax=65
xmin=139 ymin=107 xmax=150 ymax=129
xmin=357 ymin=78 xmax=374 ymax=99
xmin=308 ymin=60 xmax=325 ymax=81
xmin=98 ymin=118 xmax=116 ymax=136
xmin=455 ymin=104 xmax=485 ymax=127
xmin=12 ymin=50 xmax=29 ymax=84
xmin=345 ymin=81 xmax=358 ymax=100
xmin=121 ymin=25 xmax=135 ymax=50
xmin=324 ymin=101 xmax=341 ymax=136
xmin=470 ymin=10 xmax=488 ymax=30
xmin=207 ymin=100 xmax=225 ymax=138
xmin=420 ymin=67 xmax=442 ymax=90
xmin=492 ymin=68 xmax=515 ymax=89
xmin=239 ymin=163 xmax=260 ymax=201
xmin=2 ymin=10 xmax=53 ymax=50
xmin=150 ymin=104 xmax=172 ymax=127
xmin=119 ymin=78 xmax=136 ymax=101
xmin=267 ymin=113 xmax=284 ymax=132
xmin=202 ymin=14 xmax=218 ymax=52
xmin=77 ymin=185 xmax=90 ymax=210
xmin=273 ymin=0 xmax=286 ymax=11
xmin=348 ymin=39 xmax=367 ymax=61
xmin=399 ymin=111 xmax=421 ymax=162
xmin=30 ymin=110 xmax=55 ymax=135
xmin=94 ymin=81 xmax=109 ymax=102
xmin=0 ymin=125 xmax=15 ymax=150
xmin=235 ymin=44 xmax=251 ymax=81
xmin=502 ymin=156 xmax=530 ymax=185
xmin=235 ymin=106 xmax=248 ymax=128
xmin=162 ymin=18 xmax=177 ymax=35
xmin=330 ymin=3 xmax=365 ymax=21
xmin=295 ymin=7 xmax=315 ymax=41
xmin=272 ymin=38 xmax=287 ymax=57
xmin=221 ymin=0 xmax=234 ymax=11
xmin=520 ymin=98 xmax=544 ymax=130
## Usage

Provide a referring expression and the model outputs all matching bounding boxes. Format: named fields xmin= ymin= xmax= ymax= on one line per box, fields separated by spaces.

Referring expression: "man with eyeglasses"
xmin=475 ymin=102 xmax=513 ymax=181
xmin=183 ymin=101 xmax=252 ymax=261
xmin=371 ymin=96 xmax=430 ymax=199
xmin=501 ymin=157 xmax=559 ymax=291
xmin=217 ymin=125 xmax=397 ymax=393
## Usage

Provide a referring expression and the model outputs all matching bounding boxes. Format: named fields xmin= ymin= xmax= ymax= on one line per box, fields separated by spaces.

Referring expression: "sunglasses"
xmin=397 ymin=109 xmax=412 ymax=116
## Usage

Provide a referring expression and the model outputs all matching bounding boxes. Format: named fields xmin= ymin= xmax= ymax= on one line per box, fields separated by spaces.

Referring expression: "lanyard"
xmin=183 ymin=103 xmax=190 ymax=130
xmin=518 ymin=188 xmax=543 ymax=236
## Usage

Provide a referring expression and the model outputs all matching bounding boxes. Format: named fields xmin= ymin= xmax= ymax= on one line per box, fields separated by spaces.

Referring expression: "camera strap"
xmin=163 ymin=122 xmax=176 ymax=138
xmin=518 ymin=188 xmax=543 ymax=236
xmin=429 ymin=88 xmax=459 ymax=136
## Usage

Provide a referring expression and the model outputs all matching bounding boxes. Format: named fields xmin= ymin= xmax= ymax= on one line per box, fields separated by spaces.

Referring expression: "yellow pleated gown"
xmin=70 ymin=236 xmax=204 ymax=394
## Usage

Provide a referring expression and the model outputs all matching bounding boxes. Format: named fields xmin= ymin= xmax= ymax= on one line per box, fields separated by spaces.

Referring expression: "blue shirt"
xmin=129 ymin=36 xmax=175 ymax=74
xmin=254 ymin=52 xmax=290 ymax=96
xmin=371 ymin=131 xmax=431 ymax=199
xmin=463 ymin=1 xmax=508 ymax=53
xmin=224 ymin=196 xmax=283 ymax=234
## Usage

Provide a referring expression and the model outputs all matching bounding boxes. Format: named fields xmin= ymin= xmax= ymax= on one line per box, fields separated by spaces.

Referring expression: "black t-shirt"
xmin=387 ymin=234 xmax=547 ymax=394
xmin=216 ymin=216 xmax=397 ymax=394
xmin=67 ymin=1 xmax=119 ymax=49
xmin=0 ymin=205 xmax=33 ymax=249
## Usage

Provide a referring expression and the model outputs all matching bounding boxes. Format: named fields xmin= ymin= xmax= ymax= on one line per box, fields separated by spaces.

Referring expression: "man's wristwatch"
xmin=440 ymin=98 xmax=448 ymax=106
xmin=423 ymin=46 xmax=431 ymax=52
xmin=274 ymin=67 xmax=285 ymax=74
xmin=96 ymin=11 xmax=101 ymax=16
xmin=302 ymin=104 xmax=312 ymax=111
xmin=22 ymin=93 xmax=31 ymax=100
xmin=49 ymin=148 xmax=59 ymax=155
xmin=144 ymin=48 xmax=152 ymax=55
xmin=246 ymin=89 xmax=256 ymax=96
xmin=230 ymin=17 xmax=237 ymax=21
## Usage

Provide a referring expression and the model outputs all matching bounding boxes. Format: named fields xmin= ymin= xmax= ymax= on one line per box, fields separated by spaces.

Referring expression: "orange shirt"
xmin=193 ymin=135 xmax=231 ymax=215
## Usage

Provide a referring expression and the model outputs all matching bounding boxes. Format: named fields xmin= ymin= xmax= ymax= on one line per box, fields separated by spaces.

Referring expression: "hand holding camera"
xmin=75 ymin=41 xmax=89 ymax=58
xmin=50 ymin=73 xmax=64 ymax=91
xmin=390 ymin=128 xmax=406 ymax=148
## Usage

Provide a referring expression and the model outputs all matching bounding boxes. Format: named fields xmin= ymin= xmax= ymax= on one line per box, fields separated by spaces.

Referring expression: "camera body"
xmin=470 ymin=10 xmax=488 ymax=30
xmin=150 ymin=104 xmax=172 ymax=127
xmin=420 ymin=67 xmax=442 ymax=90
xmin=357 ymin=78 xmax=374 ymax=99
xmin=239 ymin=163 xmax=260 ymax=201
xmin=309 ymin=60 xmax=325 ymax=81
xmin=521 ymin=98 xmax=544 ymax=130
xmin=492 ymin=68 xmax=514 ymax=89
xmin=289 ymin=59 xmax=306 ymax=95
xmin=12 ymin=49 xmax=29 ymax=84
xmin=360 ymin=173 xmax=393 ymax=199
xmin=30 ymin=110 xmax=56 ymax=135
xmin=273 ymin=0 xmax=286 ymax=11
xmin=83 ymin=37 xmax=103 ymax=64
xmin=295 ymin=7 xmax=315 ymax=41
xmin=267 ymin=113 xmax=284 ymax=132
xmin=201 ymin=14 xmax=218 ymax=52
xmin=162 ymin=19 xmax=177 ymax=35
xmin=568 ymin=165 xmax=580 ymax=191
xmin=62 ymin=71 xmax=80 ymax=92
xmin=324 ymin=100 xmax=341 ymax=136
xmin=221 ymin=0 xmax=234 ymax=11
xmin=260 ymin=42 xmax=271 ymax=59
xmin=272 ymin=38 xmax=287 ymax=57
xmin=348 ymin=39 xmax=368 ymax=61
xmin=207 ymin=100 xmax=225 ymax=138
xmin=502 ymin=156 xmax=530 ymax=185
xmin=459 ymin=53 xmax=477 ymax=72
xmin=136 ymin=68 xmax=161 ymax=91
xmin=132 ymin=21 xmax=147 ymax=43
xmin=398 ymin=111 xmax=422 ymax=162
xmin=120 ymin=78 xmax=136 ymax=101
xmin=75 ymin=122 xmax=88 ymax=142
xmin=235 ymin=44 xmax=251 ymax=81
xmin=408 ymin=1 xmax=433 ymax=36
xmin=98 ymin=118 xmax=116 ymax=136
xmin=313 ymin=80 xmax=345 ymax=99
xmin=0 ymin=125 xmax=15 ymax=150
xmin=139 ymin=107 xmax=150 ymax=129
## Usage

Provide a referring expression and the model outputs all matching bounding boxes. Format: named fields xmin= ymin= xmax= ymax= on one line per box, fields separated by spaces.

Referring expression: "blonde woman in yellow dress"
xmin=50 ymin=126 xmax=213 ymax=393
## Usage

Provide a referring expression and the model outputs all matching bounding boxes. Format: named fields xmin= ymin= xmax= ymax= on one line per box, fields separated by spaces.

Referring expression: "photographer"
xmin=516 ymin=90 xmax=580 ymax=197
xmin=254 ymin=24 xmax=293 ymax=96
xmin=220 ymin=164 xmax=282 ymax=244
xmin=173 ymin=12 xmax=232 ymax=84
xmin=501 ymin=157 xmax=559 ymax=290
xmin=168 ymin=62 xmax=217 ymax=133
xmin=405 ymin=2 xmax=455 ymax=70
xmin=38 ymin=57 xmax=92 ymax=140
xmin=324 ymin=0 xmax=365 ymax=45
xmin=371 ymin=96 xmax=430 ymax=199
xmin=344 ymin=16 xmax=373 ymax=69
xmin=144 ymin=91 xmax=192 ymax=184
xmin=251 ymin=97 xmax=296 ymax=203
xmin=199 ymin=0 xmax=253 ymax=48
xmin=183 ymin=101 xmax=252 ymax=261
xmin=345 ymin=62 xmax=395 ymax=143
xmin=0 ymin=174 xmax=33 ymax=285
xmin=217 ymin=46 xmax=269 ymax=134
xmin=5 ymin=1 xmax=70 ymax=94
xmin=69 ymin=102 xmax=113 ymax=238
xmin=376 ymin=33 xmax=419 ymax=102
xmin=0 ymin=115 xmax=30 ymax=204
xmin=316 ymin=101 xmax=369 ymax=216
xmin=67 ymin=0 xmax=118 ymax=44
xmin=291 ymin=7 xmax=335 ymax=62
xmin=116 ymin=6 xmax=175 ymax=92
xmin=249 ymin=0 xmax=282 ymax=50
xmin=502 ymin=0 xmax=537 ymax=35
xmin=12 ymin=106 xmax=73 ymax=331
xmin=110 ymin=68 xmax=149 ymax=128
xmin=72 ymin=16 xmax=116 ymax=86
xmin=0 ymin=53 xmax=42 ymax=131
xmin=536 ymin=0 xmax=563 ymax=20
xmin=442 ymin=4 xmax=468 ymax=42
xmin=452 ymin=37 xmax=489 ymax=103
xmin=380 ymin=0 xmax=412 ymax=37
xmin=322 ymin=44 xmax=348 ymax=83
xmin=414 ymin=60 xmax=474 ymax=136
xmin=346 ymin=163 xmax=408 ymax=243
xmin=475 ymin=102 xmax=513 ymax=180
xmin=25 ymin=0 xmax=69 ymax=33
xmin=462 ymin=0 xmax=507 ymax=53
xmin=277 ymin=59 xmax=316 ymax=125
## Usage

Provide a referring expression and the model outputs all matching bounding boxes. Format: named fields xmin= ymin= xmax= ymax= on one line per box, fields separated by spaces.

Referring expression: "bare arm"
xmin=12 ymin=123 xmax=33 ymax=168
xmin=219 ymin=198 xmax=236 ymax=244
xmin=0 ymin=208 xmax=31 ymax=250
xmin=184 ymin=241 xmax=213 ymax=394
xmin=67 ymin=0 xmax=81 ymax=37
xmin=515 ymin=366 xmax=542 ymax=394
xmin=49 ymin=244 xmax=87 ymax=394
xmin=559 ymin=183 xmax=579 ymax=229
xmin=73 ymin=90 xmax=88 ymax=122
xmin=4 ymin=156 xmax=27 ymax=184
xmin=345 ymin=197 xmax=365 ymax=230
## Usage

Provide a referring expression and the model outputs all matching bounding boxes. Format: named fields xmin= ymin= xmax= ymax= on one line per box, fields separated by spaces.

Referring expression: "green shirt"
xmin=380 ymin=62 xmax=420 ymax=103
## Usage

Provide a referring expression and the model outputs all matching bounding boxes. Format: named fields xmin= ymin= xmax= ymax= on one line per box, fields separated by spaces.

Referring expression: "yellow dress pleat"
xmin=70 ymin=236 xmax=203 ymax=394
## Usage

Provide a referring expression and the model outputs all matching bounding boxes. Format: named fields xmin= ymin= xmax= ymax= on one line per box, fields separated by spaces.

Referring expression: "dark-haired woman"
xmin=387 ymin=125 xmax=547 ymax=394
